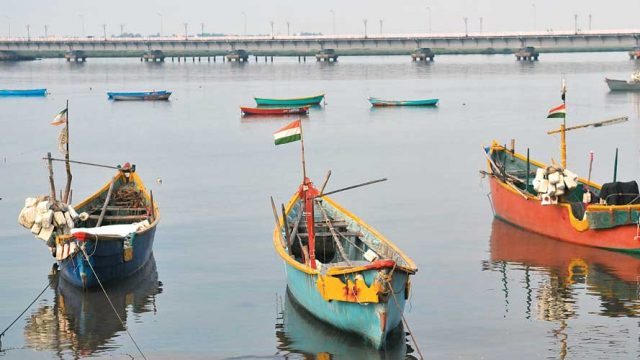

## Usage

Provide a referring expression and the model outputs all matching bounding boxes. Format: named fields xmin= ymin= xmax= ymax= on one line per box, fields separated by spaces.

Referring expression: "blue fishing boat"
xmin=107 ymin=90 xmax=171 ymax=101
xmin=56 ymin=164 xmax=159 ymax=288
xmin=274 ymin=181 xmax=418 ymax=348
xmin=255 ymin=93 xmax=325 ymax=106
xmin=271 ymin=120 xmax=417 ymax=348
xmin=0 ymin=88 xmax=47 ymax=97
xmin=368 ymin=97 xmax=438 ymax=107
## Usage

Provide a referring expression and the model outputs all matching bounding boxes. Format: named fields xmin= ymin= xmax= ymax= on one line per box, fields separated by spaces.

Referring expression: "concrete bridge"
xmin=1 ymin=29 xmax=639 ymax=60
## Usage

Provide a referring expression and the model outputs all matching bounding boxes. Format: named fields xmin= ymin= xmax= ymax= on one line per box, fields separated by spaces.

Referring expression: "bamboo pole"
xmin=318 ymin=170 xmax=332 ymax=195
xmin=288 ymin=210 xmax=304 ymax=256
xmin=270 ymin=196 xmax=286 ymax=248
xmin=318 ymin=205 xmax=351 ymax=266
xmin=46 ymin=152 xmax=57 ymax=202
xmin=560 ymin=123 xmax=567 ymax=169
xmin=44 ymin=157 xmax=119 ymax=170
xmin=525 ymin=148 xmax=530 ymax=193
xmin=281 ymin=203 xmax=290 ymax=250
xmin=96 ymin=180 xmax=116 ymax=227
xmin=316 ymin=178 xmax=387 ymax=198
xmin=63 ymin=100 xmax=72 ymax=204
xmin=149 ymin=190 xmax=155 ymax=222
xmin=613 ymin=148 xmax=619 ymax=182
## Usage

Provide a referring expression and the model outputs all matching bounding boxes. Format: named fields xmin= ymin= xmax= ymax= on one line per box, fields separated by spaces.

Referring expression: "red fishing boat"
xmin=240 ymin=106 xmax=310 ymax=116
xmin=485 ymin=81 xmax=639 ymax=252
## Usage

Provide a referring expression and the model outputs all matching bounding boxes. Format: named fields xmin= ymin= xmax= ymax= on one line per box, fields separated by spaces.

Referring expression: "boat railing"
xmin=601 ymin=193 xmax=640 ymax=206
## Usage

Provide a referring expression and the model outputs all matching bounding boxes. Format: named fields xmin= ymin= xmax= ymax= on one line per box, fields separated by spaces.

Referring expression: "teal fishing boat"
xmin=368 ymin=97 xmax=438 ymax=107
xmin=0 ymin=89 xmax=47 ymax=97
xmin=255 ymin=93 xmax=325 ymax=106
xmin=271 ymin=120 xmax=418 ymax=349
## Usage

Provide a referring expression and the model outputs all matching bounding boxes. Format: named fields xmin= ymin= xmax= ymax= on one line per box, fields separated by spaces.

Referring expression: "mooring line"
xmin=80 ymin=248 xmax=148 ymax=360
xmin=0 ymin=258 xmax=74 ymax=350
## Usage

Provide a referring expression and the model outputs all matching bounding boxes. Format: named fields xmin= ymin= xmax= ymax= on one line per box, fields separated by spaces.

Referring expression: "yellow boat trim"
xmin=272 ymin=191 xmax=418 ymax=275
xmin=72 ymin=170 xmax=160 ymax=233
xmin=316 ymin=274 xmax=382 ymax=303
xmin=255 ymin=93 xmax=325 ymax=101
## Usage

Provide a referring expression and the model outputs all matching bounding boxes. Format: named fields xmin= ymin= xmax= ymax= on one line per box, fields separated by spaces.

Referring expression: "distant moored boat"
xmin=368 ymin=97 xmax=438 ymax=107
xmin=255 ymin=94 xmax=324 ymax=106
xmin=107 ymin=90 xmax=171 ymax=101
xmin=0 ymin=88 xmax=47 ymax=97
xmin=240 ymin=106 xmax=310 ymax=116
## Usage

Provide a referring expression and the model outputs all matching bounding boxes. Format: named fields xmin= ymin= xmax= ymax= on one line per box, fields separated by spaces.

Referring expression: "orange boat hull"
xmin=489 ymin=176 xmax=640 ymax=252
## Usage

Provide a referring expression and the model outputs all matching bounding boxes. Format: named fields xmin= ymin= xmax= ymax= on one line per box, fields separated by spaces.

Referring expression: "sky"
xmin=2 ymin=0 xmax=640 ymax=37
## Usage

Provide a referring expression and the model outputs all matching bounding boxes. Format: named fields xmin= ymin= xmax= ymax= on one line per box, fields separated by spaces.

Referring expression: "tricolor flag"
xmin=547 ymin=103 xmax=566 ymax=119
xmin=51 ymin=108 xmax=68 ymax=126
xmin=273 ymin=119 xmax=302 ymax=145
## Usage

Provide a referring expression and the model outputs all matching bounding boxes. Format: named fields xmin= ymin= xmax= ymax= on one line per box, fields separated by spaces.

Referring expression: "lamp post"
xmin=26 ymin=24 xmax=30 ymax=41
xmin=426 ymin=7 xmax=432 ymax=33
xmin=119 ymin=23 xmax=124 ymax=37
xmin=102 ymin=24 xmax=107 ymax=40
xmin=589 ymin=14 xmax=592 ymax=30
xmin=379 ymin=19 xmax=383 ymax=34
xmin=156 ymin=13 xmax=163 ymax=36
xmin=241 ymin=12 xmax=247 ymax=36
xmin=2 ymin=16 xmax=10 ymax=38
xmin=463 ymin=17 xmax=468 ymax=36
xmin=286 ymin=21 xmax=290 ymax=36
xmin=201 ymin=22 xmax=204 ymax=36
xmin=79 ymin=14 xmax=85 ymax=36
xmin=363 ymin=19 xmax=368 ymax=38
xmin=532 ymin=3 xmax=536 ymax=31
xmin=183 ymin=22 xmax=188 ymax=40
xmin=44 ymin=24 xmax=48 ymax=38
xmin=479 ymin=17 xmax=483 ymax=33
xmin=270 ymin=20 xmax=274 ymax=38
xmin=330 ymin=10 xmax=335 ymax=35
xmin=574 ymin=14 xmax=578 ymax=34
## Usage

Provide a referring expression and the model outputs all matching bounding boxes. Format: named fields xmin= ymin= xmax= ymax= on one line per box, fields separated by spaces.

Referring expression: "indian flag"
xmin=51 ymin=108 xmax=68 ymax=126
xmin=273 ymin=119 xmax=301 ymax=145
xmin=547 ymin=104 xmax=566 ymax=119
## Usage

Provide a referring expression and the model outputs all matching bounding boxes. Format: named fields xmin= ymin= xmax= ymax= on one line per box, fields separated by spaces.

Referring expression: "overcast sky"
xmin=3 ymin=0 xmax=640 ymax=37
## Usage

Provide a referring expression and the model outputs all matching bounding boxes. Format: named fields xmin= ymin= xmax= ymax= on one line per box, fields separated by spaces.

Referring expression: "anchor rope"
xmin=381 ymin=264 xmax=424 ymax=360
xmin=80 ymin=247 xmax=148 ymax=360
xmin=0 ymin=257 xmax=73 ymax=347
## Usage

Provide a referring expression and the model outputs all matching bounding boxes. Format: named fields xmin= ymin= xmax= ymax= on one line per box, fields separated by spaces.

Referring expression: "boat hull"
xmin=0 ymin=89 xmax=47 ymax=97
xmin=489 ymin=176 xmax=640 ymax=252
xmin=284 ymin=260 xmax=408 ymax=349
xmin=107 ymin=91 xmax=171 ymax=101
xmin=59 ymin=225 xmax=156 ymax=288
xmin=605 ymin=78 xmax=640 ymax=91
xmin=255 ymin=94 xmax=324 ymax=106
xmin=240 ymin=106 xmax=310 ymax=115
xmin=369 ymin=97 xmax=438 ymax=107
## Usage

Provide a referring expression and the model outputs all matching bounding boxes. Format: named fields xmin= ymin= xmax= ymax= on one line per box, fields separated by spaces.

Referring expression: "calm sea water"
xmin=1 ymin=53 xmax=640 ymax=359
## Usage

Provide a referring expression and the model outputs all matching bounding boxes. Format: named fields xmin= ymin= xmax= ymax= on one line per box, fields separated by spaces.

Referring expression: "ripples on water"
xmin=1 ymin=53 xmax=640 ymax=359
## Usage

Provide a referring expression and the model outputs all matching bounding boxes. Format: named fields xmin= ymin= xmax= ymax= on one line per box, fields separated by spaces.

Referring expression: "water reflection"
xmin=23 ymin=255 xmax=162 ymax=357
xmin=485 ymin=219 xmax=640 ymax=358
xmin=275 ymin=290 xmax=415 ymax=360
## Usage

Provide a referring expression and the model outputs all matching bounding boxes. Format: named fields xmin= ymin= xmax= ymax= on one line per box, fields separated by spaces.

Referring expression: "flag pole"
xmin=299 ymin=119 xmax=307 ymax=182
xmin=62 ymin=100 xmax=72 ymax=203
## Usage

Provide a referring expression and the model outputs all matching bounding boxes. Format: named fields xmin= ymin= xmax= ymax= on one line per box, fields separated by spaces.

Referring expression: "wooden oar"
xmin=96 ymin=180 xmax=116 ymax=227
xmin=270 ymin=196 xmax=287 ymax=248
xmin=318 ymin=205 xmax=352 ymax=266
xmin=43 ymin=157 xmax=120 ymax=170
xmin=318 ymin=170 xmax=332 ymax=195
xmin=288 ymin=210 xmax=304 ymax=255
xmin=547 ymin=116 xmax=628 ymax=134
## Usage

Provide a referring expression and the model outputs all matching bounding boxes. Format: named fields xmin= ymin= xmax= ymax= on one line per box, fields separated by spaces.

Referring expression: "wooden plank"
xmin=89 ymin=214 xmax=148 ymax=221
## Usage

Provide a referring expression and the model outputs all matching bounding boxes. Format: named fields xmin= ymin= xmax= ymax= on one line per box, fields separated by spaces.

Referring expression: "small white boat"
xmin=605 ymin=71 xmax=640 ymax=91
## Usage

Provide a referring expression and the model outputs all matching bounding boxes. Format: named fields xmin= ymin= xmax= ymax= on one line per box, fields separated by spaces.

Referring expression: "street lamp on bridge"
xmin=270 ymin=20 xmax=274 ymax=38
xmin=102 ymin=24 xmax=107 ymax=40
xmin=379 ymin=19 xmax=383 ymax=34
xmin=330 ymin=10 xmax=336 ymax=35
xmin=363 ymin=19 xmax=368 ymax=38
xmin=44 ymin=24 xmax=48 ymax=38
xmin=463 ymin=17 xmax=468 ymax=37
xmin=184 ymin=23 xmax=188 ymax=39
xmin=26 ymin=24 xmax=30 ymax=41
xmin=156 ymin=13 xmax=163 ymax=36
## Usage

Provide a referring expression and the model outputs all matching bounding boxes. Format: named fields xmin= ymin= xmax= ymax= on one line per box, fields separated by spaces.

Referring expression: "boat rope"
xmin=0 ymin=259 xmax=72 ymax=350
xmin=0 ymin=278 xmax=52 ymax=349
xmin=80 ymin=248 xmax=148 ymax=360
xmin=381 ymin=264 xmax=424 ymax=360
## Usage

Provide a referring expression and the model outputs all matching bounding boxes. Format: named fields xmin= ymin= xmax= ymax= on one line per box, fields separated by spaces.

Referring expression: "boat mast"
xmin=560 ymin=79 xmax=567 ymax=168
xmin=299 ymin=120 xmax=316 ymax=269
xmin=62 ymin=100 xmax=72 ymax=203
